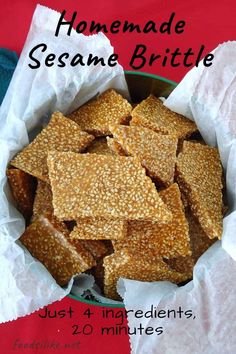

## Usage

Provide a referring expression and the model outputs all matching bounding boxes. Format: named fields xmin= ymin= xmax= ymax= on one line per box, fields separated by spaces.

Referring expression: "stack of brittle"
xmin=7 ymin=89 xmax=224 ymax=299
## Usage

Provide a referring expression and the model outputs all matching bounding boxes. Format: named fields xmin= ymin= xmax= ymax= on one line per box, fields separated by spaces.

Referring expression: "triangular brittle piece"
xmin=176 ymin=141 xmax=223 ymax=239
xmin=68 ymin=89 xmax=132 ymax=136
xmin=110 ymin=124 xmax=177 ymax=186
xmin=131 ymin=95 xmax=197 ymax=139
xmin=47 ymin=152 xmax=172 ymax=223
xmin=113 ymin=183 xmax=191 ymax=258
xmin=11 ymin=112 xmax=94 ymax=181
xmin=103 ymin=249 xmax=190 ymax=299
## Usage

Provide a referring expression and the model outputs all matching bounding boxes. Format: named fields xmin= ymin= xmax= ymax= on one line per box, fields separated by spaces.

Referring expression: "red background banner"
xmin=1 ymin=0 xmax=235 ymax=82
xmin=0 ymin=1 xmax=235 ymax=353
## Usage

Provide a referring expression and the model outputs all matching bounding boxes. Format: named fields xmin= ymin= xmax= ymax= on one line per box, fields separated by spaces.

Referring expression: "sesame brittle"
xmin=68 ymin=89 xmax=132 ymax=136
xmin=113 ymin=184 xmax=191 ymax=259
xmin=186 ymin=208 xmax=216 ymax=261
xmin=11 ymin=112 xmax=94 ymax=182
xmin=104 ymin=249 xmax=190 ymax=299
xmin=33 ymin=180 xmax=54 ymax=217
xmin=47 ymin=152 xmax=172 ymax=223
xmin=20 ymin=214 xmax=96 ymax=286
xmin=166 ymin=208 xmax=217 ymax=278
xmin=9 ymin=88 xmax=225 ymax=299
xmin=176 ymin=141 xmax=223 ymax=239
xmin=131 ymin=95 xmax=197 ymax=139
xmin=109 ymin=124 xmax=177 ymax=186
xmin=7 ymin=168 xmax=36 ymax=222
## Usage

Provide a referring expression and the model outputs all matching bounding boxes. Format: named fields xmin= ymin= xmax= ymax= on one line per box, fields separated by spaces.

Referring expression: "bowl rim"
xmin=69 ymin=70 xmax=178 ymax=308
xmin=124 ymin=70 xmax=178 ymax=87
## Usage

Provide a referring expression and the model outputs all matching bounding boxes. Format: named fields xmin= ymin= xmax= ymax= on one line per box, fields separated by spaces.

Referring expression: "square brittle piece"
xmin=10 ymin=112 xmax=94 ymax=182
xmin=176 ymin=141 xmax=223 ymax=239
xmin=48 ymin=152 xmax=171 ymax=223
xmin=68 ymin=89 xmax=132 ymax=136
xmin=110 ymin=125 xmax=177 ymax=186
xmin=20 ymin=214 xmax=96 ymax=286
xmin=103 ymin=249 xmax=190 ymax=299
xmin=70 ymin=218 xmax=127 ymax=240
xmin=131 ymin=95 xmax=197 ymax=139
xmin=7 ymin=168 xmax=36 ymax=221
xmin=113 ymin=183 xmax=191 ymax=259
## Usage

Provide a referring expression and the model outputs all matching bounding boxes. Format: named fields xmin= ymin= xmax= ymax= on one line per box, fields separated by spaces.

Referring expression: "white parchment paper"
xmin=120 ymin=42 xmax=236 ymax=354
xmin=0 ymin=4 xmax=128 ymax=323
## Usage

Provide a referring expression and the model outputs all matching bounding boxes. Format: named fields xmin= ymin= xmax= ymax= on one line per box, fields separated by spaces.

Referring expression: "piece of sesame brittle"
xmin=166 ymin=208 xmax=217 ymax=278
xmin=113 ymin=184 xmax=191 ymax=258
xmin=68 ymin=89 xmax=132 ymax=136
xmin=186 ymin=208 xmax=216 ymax=261
xmin=11 ymin=112 xmax=94 ymax=182
xmin=131 ymin=95 xmax=197 ymax=139
xmin=7 ymin=168 xmax=36 ymax=221
xmin=48 ymin=152 xmax=172 ymax=223
xmin=33 ymin=180 xmax=54 ymax=217
xmin=110 ymin=124 xmax=177 ymax=186
xmin=176 ymin=141 xmax=223 ymax=239
xmin=20 ymin=215 xmax=96 ymax=286
xmin=103 ymin=249 xmax=190 ymax=299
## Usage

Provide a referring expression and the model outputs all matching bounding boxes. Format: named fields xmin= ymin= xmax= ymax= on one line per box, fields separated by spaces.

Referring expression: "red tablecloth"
xmin=0 ymin=1 xmax=235 ymax=353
